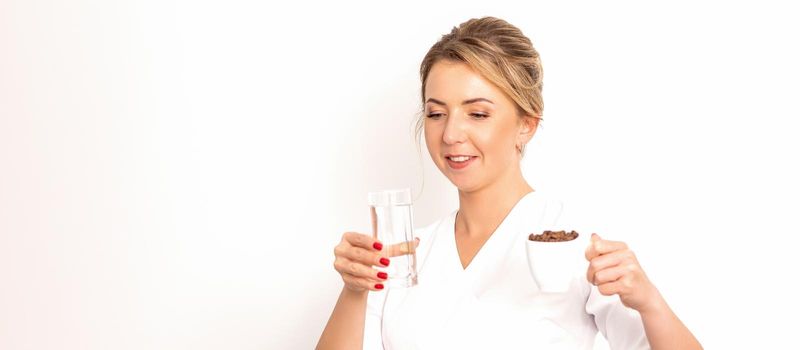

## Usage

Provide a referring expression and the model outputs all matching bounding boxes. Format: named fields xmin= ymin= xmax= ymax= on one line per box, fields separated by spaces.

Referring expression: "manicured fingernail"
xmin=380 ymin=258 xmax=390 ymax=266
xmin=375 ymin=283 xmax=384 ymax=290
xmin=377 ymin=272 xmax=388 ymax=279
xmin=373 ymin=242 xmax=383 ymax=251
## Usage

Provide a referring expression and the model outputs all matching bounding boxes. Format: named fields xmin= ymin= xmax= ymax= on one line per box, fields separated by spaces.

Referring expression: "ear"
xmin=517 ymin=115 xmax=539 ymax=146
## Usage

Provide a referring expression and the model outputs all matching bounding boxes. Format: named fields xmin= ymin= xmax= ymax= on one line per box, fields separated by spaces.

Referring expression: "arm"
xmin=586 ymin=233 xmax=702 ymax=350
xmin=316 ymin=287 xmax=369 ymax=350
xmin=316 ymin=231 xmax=388 ymax=350
xmin=316 ymin=233 xmax=419 ymax=350
xmin=637 ymin=291 xmax=702 ymax=350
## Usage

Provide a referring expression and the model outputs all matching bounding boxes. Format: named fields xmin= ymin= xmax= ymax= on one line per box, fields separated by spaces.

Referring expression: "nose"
xmin=442 ymin=112 xmax=467 ymax=145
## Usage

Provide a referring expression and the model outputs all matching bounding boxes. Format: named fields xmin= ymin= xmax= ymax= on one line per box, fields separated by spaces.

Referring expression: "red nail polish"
xmin=377 ymin=272 xmax=388 ymax=279
xmin=375 ymin=283 xmax=384 ymax=290
xmin=373 ymin=242 xmax=383 ymax=251
xmin=380 ymin=258 xmax=390 ymax=266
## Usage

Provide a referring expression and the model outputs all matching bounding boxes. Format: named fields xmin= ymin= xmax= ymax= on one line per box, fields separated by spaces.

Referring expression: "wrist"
xmin=342 ymin=286 xmax=369 ymax=299
xmin=637 ymin=288 xmax=669 ymax=317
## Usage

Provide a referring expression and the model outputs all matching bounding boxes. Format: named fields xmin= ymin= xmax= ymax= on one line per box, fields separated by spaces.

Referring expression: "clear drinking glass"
xmin=368 ymin=188 xmax=418 ymax=288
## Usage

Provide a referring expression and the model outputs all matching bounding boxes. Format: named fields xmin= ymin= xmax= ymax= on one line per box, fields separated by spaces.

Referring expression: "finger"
xmin=342 ymin=271 xmax=385 ymax=291
xmin=586 ymin=249 xmax=635 ymax=284
xmin=335 ymin=257 xmax=388 ymax=281
xmin=340 ymin=245 xmax=386 ymax=267
xmin=343 ymin=232 xmax=383 ymax=251
xmin=585 ymin=234 xmax=628 ymax=260
xmin=592 ymin=264 xmax=631 ymax=286
xmin=594 ymin=237 xmax=628 ymax=255
xmin=384 ymin=237 xmax=421 ymax=258
xmin=597 ymin=276 xmax=634 ymax=296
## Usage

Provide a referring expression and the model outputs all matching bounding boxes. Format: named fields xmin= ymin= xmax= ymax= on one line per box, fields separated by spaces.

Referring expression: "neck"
xmin=455 ymin=166 xmax=534 ymax=239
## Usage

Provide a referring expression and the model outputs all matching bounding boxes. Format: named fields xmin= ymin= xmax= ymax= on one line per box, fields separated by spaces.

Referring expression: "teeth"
xmin=448 ymin=156 xmax=471 ymax=162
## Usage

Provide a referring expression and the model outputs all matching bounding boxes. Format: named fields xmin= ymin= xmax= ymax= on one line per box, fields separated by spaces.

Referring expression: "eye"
xmin=471 ymin=113 xmax=489 ymax=119
xmin=427 ymin=113 xmax=445 ymax=119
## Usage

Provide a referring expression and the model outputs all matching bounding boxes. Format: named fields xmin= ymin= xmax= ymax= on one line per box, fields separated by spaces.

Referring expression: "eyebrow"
xmin=425 ymin=97 xmax=494 ymax=106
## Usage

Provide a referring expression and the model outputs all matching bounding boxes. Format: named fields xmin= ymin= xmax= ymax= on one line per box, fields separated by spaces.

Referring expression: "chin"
xmin=437 ymin=161 xmax=480 ymax=191
xmin=449 ymin=177 xmax=481 ymax=193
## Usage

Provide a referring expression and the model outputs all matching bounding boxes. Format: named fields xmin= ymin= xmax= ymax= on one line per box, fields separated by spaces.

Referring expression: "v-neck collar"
xmin=448 ymin=191 xmax=538 ymax=277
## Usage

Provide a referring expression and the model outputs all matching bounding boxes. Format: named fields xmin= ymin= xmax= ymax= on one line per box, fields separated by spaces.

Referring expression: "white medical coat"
xmin=364 ymin=191 xmax=650 ymax=349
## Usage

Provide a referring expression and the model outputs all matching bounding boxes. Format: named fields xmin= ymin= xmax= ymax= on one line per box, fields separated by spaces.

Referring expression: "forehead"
xmin=425 ymin=60 xmax=505 ymax=103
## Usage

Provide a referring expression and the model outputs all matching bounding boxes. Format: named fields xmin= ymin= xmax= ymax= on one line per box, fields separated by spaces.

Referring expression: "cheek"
xmin=475 ymin=127 xmax=507 ymax=152
xmin=423 ymin=126 xmax=434 ymax=148
xmin=477 ymin=129 xmax=516 ymax=162
xmin=423 ymin=126 xmax=440 ymax=159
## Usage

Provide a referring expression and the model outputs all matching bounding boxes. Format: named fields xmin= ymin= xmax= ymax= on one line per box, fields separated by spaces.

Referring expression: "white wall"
xmin=1 ymin=0 xmax=798 ymax=349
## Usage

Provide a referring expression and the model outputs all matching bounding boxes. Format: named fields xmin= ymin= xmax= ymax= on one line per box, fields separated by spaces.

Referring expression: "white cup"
xmin=525 ymin=231 xmax=589 ymax=293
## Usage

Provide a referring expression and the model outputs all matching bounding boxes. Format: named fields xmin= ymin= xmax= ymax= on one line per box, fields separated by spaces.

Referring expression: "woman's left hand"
xmin=585 ymin=233 xmax=663 ymax=313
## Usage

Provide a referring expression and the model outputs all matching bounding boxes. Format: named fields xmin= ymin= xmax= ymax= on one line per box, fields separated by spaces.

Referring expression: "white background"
xmin=1 ymin=0 xmax=798 ymax=349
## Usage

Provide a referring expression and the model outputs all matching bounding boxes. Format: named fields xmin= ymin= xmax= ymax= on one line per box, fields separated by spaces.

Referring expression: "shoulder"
xmin=530 ymin=190 xmax=594 ymax=228
xmin=525 ymin=190 xmax=570 ymax=223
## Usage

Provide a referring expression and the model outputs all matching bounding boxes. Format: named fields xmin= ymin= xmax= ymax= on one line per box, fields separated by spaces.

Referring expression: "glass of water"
xmin=368 ymin=188 xmax=418 ymax=288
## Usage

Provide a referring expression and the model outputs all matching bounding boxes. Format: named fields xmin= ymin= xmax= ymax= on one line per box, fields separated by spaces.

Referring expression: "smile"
xmin=446 ymin=156 xmax=477 ymax=170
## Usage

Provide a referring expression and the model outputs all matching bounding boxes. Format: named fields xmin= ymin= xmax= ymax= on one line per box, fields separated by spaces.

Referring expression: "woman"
xmin=317 ymin=17 xmax=702 ymax=349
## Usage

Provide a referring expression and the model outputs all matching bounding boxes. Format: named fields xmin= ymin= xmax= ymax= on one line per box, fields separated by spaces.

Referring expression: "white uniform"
xmin=363 ymin=191 xmax=650 ymax=349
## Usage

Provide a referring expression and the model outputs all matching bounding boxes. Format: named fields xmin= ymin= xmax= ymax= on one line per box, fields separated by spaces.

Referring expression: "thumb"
xmin=386 ymin=238 xmax=421 ymax=257
xmin=585 ymin=233 xmax=602 ymax=261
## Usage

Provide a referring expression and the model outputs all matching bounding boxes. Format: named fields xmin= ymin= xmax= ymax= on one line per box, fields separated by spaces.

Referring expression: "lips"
xmin=445 ymin=156 xmax=477 ymax=170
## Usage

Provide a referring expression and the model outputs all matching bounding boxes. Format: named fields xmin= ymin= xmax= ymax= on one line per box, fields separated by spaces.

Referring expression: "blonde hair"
xmin=414 ymin=16 xmax=544 ymax=157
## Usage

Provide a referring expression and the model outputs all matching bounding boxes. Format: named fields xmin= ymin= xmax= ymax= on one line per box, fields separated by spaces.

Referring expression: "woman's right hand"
xmin=333 ymin=232 xmax=420 ymax=293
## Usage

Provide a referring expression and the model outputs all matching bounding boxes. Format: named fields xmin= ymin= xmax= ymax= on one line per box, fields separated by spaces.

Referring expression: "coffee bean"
xmin=528 ymin=230 xmax=579 ymax=242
